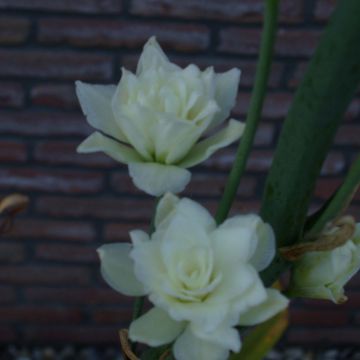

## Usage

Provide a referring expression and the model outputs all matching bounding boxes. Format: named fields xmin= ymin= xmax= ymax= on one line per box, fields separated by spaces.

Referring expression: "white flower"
xmin=290 ymin=224 xmax=360 ymax=304
xmin=98 ymin=194 xmax=288 ymax=360
xmin=76 ymin=37 xmax=244 ymax=196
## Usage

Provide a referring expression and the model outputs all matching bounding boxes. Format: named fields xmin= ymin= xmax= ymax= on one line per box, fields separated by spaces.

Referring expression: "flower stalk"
xmin=215 ymin=0 xmax=280 ymax=225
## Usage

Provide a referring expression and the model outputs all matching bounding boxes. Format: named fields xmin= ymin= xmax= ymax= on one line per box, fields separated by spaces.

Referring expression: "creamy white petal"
xmin=129 ymin=229 xmax=150 ymax=246
xmin=77 ymin=131 xmax=143 ymax=164
xmin=128 ymin=162 xmax=191 ymax=196
xmin=129 ymin=307 xmax=185 ymax=347
xmin=97 ymin=243 xmax=146 ymax=296
xmin=155 ymin=193 xmax=180 ymax=230
xmin=211 ymin=218 xmax=258 ymax=266
xmin=136 ymin=36 xmax=179 ymax=75
xmin=250 ymin=222 xmax=276 ymax=271
xmin=173 ymin=327 xmax=229 ymax=360
xmin=178 ymin=119 xmax=245 ymax=168
xmin=75 ymin=81 xmax=127 ymax=142
xmin=238 ymin=289 xmax=289 ymax=326
xmin=211 ymin=68 xmax=241 ymax=128
xmin=112 ymin=89 xmax=154 ymax=161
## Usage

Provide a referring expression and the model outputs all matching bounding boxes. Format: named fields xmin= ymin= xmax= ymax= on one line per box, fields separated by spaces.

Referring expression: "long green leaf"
xmin=229 ymin=310 xmax=288 ymax=360
xmin=260 ymin=0 xmax=360 ymax=286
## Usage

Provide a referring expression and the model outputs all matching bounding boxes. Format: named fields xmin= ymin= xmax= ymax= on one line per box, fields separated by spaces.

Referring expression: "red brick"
xmin=336 ymin=125 xmax=360 ymax=145
xmin=5 ymin=219 xmax=95 ymax=242
xmin=35 ymin=244 xmax=98 ymax=263
xmin=0 ymin=141 xmax=27 ymax=162
xmin=92 ymin=308 xmax=132 ymax=324
xmin=0 ymin=111 xmax=91 ymax=137
xmin=130 ymin=0 xmax=302 ymax=23
xmin=314 ymin=178 xmax=341 ymax=200
xmin=0 ymin=82 xmax=24 ymax=108
xmin=0 ymin=306 xmax=82 ymax=324
xmin=0 ymin=0 xmax=122 ymax=13
xmin=0 ymin=243 xmax=25 ymax=263
xmin=0 ymin=169 xmax=103 ymax=194
xmin=314 ymin=0 xmax=336 ymax=21
xmin=103 ymin=223 xmax=148 ymax=242
xmin=290 ymin=309 xmax=348 ymax=326
xmin=219 ymin=28 xmax=321 ymax=58
xmin=185 ymin=174 xmax=257 ymax=198
xmin=0 ymin=286 xmax=16 ymax=304
xmin=23 ymin=325 xmax=119 ymax=344
xmin=122 ymin=55 xmax=284 ymax=89
xmin=0 ymin=326 xmax=16 ymax=343
xmin=38 ymin=19 xmax=209 ymax=52
xmin=234 ymin=92 xmax=293 ymax=120
xmin=321 ymin=152 xmax=346 ymax=176
xmin=0 ymin=17 xmax=30 ymax=44
xmin=0 ymin=50 xmax=112 ymax=80
xmin=253 ymin=124 xmax=275 ymax=146
xmin=0 ymin=265 xmax=90 ymax=285
xmin=36 ymin=196 xmax=154 ymax=221
xmin=31 ymin=84 xmax=77 ymax=109
xmin=34 ymin=141 xmax=116 ymax=168
xmin=25 ymin=287 xmax=131 ymax=305
xmin=287 ymin=328 xmax=360 ymax=345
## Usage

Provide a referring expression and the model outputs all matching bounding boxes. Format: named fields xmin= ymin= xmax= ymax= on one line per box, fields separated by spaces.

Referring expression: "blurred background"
xmin=0 ymin=0 xmax=359 ymax=356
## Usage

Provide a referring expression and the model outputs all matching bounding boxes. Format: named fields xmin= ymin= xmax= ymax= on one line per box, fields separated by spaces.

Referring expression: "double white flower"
xmin=76 ymin=37 xmax=244 ymax=196
xmin=98 ymin=194 xmax=288 ymax=360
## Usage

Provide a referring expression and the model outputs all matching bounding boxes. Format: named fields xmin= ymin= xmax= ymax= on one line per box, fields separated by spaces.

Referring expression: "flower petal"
xmin=178 ymin=119 xmax=245 ymax=168
xmin=77 ymin=132 xmax=143 ymax=164
xmin=155 ymin=193 xmax=180 ymax=229
xmin=250 ymin=222 xmax=276 ymax=271
xmin=129 ymin=306 xmax=186 ymax=347
xmin=136 ymin=36 xmax=179 ymax=75
xmin=97 ymin=243 xmax=146 ymax=296
xmin=75 ymin=81 xmax=127 ymax=142
xmin=211 ymin=68 xmax=241 ymax=128
xmin=238 ymin=289 xmax=289 ymax=326
xmin=173 ymin=327 xmax=229 ymax=360
xmin=128 ymin=162 xmax=191 ymax=196
xmin=211 ymin=216 xmax=258 ymax=266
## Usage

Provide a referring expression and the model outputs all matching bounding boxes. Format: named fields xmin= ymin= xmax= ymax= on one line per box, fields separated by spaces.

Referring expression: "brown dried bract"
xmin=280 ymin=215 xmax=356 ymax=261
xmin=0 ymin=194 xmax=29 ymax=234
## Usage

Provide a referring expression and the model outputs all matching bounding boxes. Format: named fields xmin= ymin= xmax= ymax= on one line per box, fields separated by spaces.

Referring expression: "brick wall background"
xmin=0 ymin=0 xmax=359 ymax=348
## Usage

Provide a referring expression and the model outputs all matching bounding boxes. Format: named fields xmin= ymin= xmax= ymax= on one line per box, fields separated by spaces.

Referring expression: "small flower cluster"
xmin=76 ymin=38 xmax=360 ymax=360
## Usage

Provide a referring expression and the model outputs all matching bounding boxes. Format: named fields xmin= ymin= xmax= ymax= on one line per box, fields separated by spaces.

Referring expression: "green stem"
xmin=307 ymin=156 xmax=360 ymax=236
xmin=215 ymin=0 xmax=279 ymax=224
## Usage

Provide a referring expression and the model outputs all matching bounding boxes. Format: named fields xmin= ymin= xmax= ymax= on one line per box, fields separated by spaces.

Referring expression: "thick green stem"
xmin=215 ymin=0 xmax=279 ymax=224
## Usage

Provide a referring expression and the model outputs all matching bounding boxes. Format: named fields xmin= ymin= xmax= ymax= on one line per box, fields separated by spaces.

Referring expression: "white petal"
xmin=77 ymin=132 xmax=143 ymax=164
xmin=97 ymin=243 xmax=146 ymax=296
xmin=136 ymin=36 xmax=179 ymax=75
xmin=75 ymin=81 xmax=127 ymax=142
xmin=129 ymin=229 xmax=150 ymax=246
xmin=211 ymin=217 xmax=258 ymax=266
xmin=129 ymin=307 xmax=185 ymax=347
xmin=112 ymin=85 xmax=154 ymax=161
xmin=128 ymin=162 xmax=191 ymax=196
xmin=191 ymin=321 xmax=241 ymax=353
xmin=178 ymin=119 xmax=245 ymax=168
xmin=173 ymin=327 xmax=229 ymax=360
xmin=155 ymin=193 xmax=180 ymax=230
xmin=238 ymin=289 xmax=289 ymax=326
xmin=250 ymin=223 xmax=276 ymax=271
xmin=211 ymin=68 xmax=241 ymax=128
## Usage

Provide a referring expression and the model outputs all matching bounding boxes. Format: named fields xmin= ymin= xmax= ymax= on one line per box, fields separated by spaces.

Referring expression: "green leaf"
xmin=229 ymin=310 xmax=288 ymax=360
xmin=140 ymin=345 xmax=170 ymax=360
xmin=260 ymin=0 xmax=360 ymax=286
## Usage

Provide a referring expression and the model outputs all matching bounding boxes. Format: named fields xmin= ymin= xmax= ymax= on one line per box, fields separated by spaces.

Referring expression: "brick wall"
xmin=0 ymin=0 xmax=359 ymax=348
